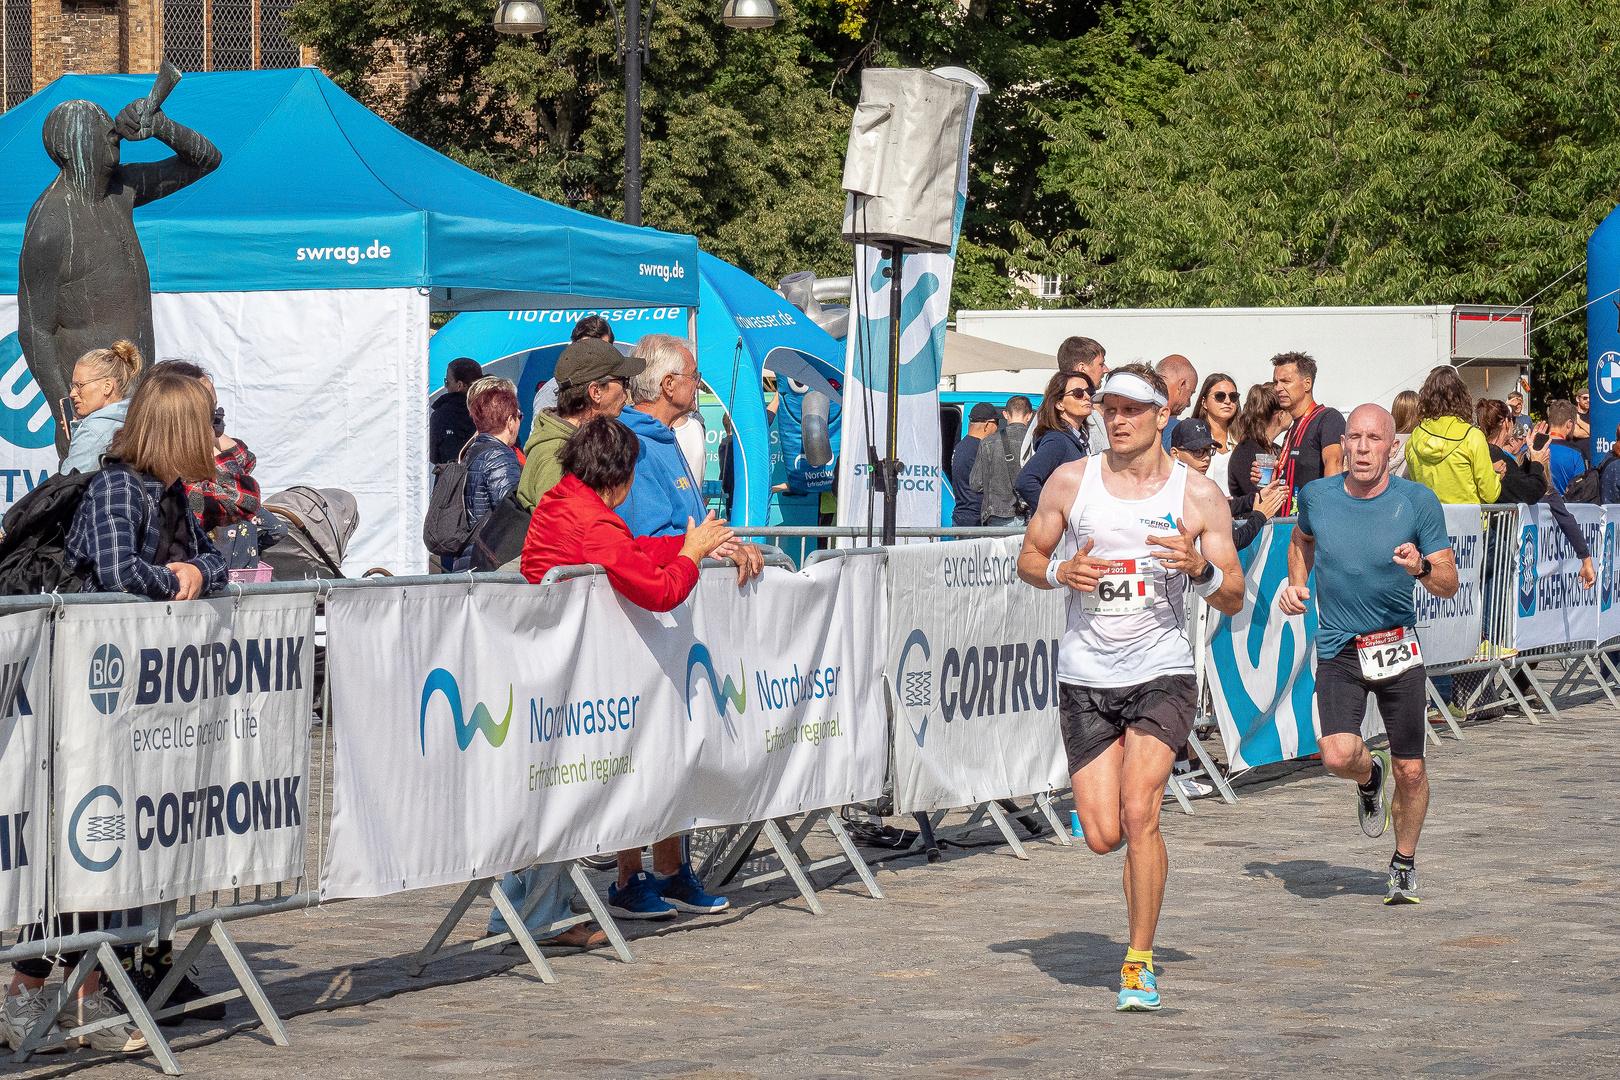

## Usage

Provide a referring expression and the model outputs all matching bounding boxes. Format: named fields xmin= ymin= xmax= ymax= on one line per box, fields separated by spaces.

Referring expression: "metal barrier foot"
xmin=9 ymin=948 xmax=98 ymax=1063
xmin=823 ymin=811 xmax=885 ymax=898
xmin=983 ymin=801 xmax=1031 ymax=858
xmin=1187 ymin=733 xmax=1238 ymax=804
xmin=761 ymin=819 xmax=825 ymax=915
xmin=1034 ymin=792 xmax=1072 ymax=845
xmin=206 ymin=920 xmax=290 ymax=1046
xmin=487 ymin=881 xmax=558 ymax=983
xmin=407 ymin=878 xmax=488 ymax=977
xmin=95 ymin=941 xmax=182 ymax=1075
xmin=570 ymin=862 xmax=635 ymax=963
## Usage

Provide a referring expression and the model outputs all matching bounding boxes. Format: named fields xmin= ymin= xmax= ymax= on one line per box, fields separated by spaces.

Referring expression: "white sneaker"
xmin=1168 ymin=775 xmax=1213 ymax=798
xmin=57 ymin=988 xmax=147 ymax=1052
xmin=1 ymin=984 xmax=69 ymax=1053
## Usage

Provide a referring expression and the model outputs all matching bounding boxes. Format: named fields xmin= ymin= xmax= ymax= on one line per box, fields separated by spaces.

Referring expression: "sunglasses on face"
xmin=1063 ymin=388 xmax=1093 ymax=401
xmin=1208 ymin=391 xmax=1239 ymax=404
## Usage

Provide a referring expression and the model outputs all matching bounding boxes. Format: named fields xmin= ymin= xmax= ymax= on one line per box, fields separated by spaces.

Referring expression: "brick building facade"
xmin=0 ymin=0 xmax=315 ymax=112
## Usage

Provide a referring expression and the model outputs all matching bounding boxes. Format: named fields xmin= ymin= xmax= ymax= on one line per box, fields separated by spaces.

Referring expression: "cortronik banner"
xmin=0 ymin=610 xmax=48 ymax=929
xmin=53 ymin=597 xmax=315 ymax=910
xmin=321 ymin=557 xmax=887 ymax=899
xmin=885 ymin=537 xmax=1066 ymax=813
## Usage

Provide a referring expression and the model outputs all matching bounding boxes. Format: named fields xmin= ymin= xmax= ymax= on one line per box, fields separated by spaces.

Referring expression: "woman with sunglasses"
xmin=1191 ymin=373 xmax=1240 ymax=494
xmin=1013 ymin=370 xmax=1093 ymax=513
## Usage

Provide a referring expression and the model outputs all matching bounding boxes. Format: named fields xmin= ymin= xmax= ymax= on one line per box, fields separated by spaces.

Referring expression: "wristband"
xmin=1193 ymin=563 xmax=1224 ymax=598
xmin=1046 ymin=559 xmax=1061 ymax=589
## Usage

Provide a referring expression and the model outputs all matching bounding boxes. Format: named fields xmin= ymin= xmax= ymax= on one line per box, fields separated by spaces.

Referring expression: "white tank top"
xmin=1058 ymin=458 xmax=1194 ymax=689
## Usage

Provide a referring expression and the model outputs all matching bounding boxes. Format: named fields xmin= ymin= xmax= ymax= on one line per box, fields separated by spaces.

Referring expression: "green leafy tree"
xmin=1034 ymin=0 xmax=1620 ymax=399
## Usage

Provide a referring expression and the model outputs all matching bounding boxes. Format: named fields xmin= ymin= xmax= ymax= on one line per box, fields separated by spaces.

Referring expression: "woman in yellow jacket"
xmin=1403 ymin=366 xmax=1502 ymax=505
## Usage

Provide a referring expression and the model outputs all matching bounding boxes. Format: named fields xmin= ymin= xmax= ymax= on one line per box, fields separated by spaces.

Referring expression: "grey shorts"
xmin=1058 ymin=675 xmax=1198 ymax=775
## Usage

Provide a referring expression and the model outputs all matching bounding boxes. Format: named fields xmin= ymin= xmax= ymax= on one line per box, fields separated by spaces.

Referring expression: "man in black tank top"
xmin=1017 ymin=363 xmax=1246 ymax=1013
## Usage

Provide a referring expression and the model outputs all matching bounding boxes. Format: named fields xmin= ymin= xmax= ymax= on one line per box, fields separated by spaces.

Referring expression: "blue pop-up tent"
xmin=0 ymin=68 xmax=700 ymax=573
xmin=430 ymin=250 xmax=843 ymax=525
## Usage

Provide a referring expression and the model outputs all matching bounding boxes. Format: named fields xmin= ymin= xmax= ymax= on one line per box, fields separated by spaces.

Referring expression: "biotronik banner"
xmin=53 ymin=597 xmax=315 ymax=910
xmin=321 ymin=557 xmax=887 ymax=899
xmin=885 ymin=538 xmax=1066 ymax=813
xmin=1515 ymin=502 xmax=1601 ymax=652
xmin=1413 ymin=505 xmax=1486 ymax=665
xmin=0 ymin=610 xmax=48 ymax=929
xmin=1206 ymin=523 xmax=1320 ymax=771
xmin=835 ymin=86 xmax=982 ymax=536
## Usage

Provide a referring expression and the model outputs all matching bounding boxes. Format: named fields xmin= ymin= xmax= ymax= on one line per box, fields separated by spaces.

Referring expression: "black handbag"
xmin=468 ymin=490 xmax=533 ymax=572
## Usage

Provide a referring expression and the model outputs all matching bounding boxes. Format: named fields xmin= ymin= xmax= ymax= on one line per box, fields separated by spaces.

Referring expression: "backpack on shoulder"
xmin=467 ymin=490 xmax=533 ymax=572
xmin=422 ymin=442 xmax=502 ymax=559
xmin=0 ymin=471 xmax=100 ymax=595
xmin=1562 ymin=452 xmax=1619 ymax=504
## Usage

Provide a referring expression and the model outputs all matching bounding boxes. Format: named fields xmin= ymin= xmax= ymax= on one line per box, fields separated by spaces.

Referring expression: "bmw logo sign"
xmin=89 ymin=643 xmax=123 ymax=715
xmin=1597 ymin=351 xmax=1620 ymax=406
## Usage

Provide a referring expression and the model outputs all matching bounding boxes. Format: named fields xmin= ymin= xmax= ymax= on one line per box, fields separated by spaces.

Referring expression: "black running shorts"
xmin=1057 ymin=675 xmax=1198 ymax=776
xmin=1315 ymin=642 xmax=1428 ymax=759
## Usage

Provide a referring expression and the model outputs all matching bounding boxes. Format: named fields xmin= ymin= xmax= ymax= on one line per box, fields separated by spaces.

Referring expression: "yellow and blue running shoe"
xmin=1117 ymin=962 xmax=1160 ymax=1011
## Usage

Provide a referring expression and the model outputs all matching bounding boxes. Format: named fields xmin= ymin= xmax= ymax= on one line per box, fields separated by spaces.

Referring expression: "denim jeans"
xmin=486 ymin=863 xmax=578 ymax=939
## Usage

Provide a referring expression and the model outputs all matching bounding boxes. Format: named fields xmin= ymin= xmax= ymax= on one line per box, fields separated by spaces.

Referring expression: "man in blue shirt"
xmin=951 ymin=403 xmax=998 ymax=527
xmin=1280 ymin=403 xmax=1458 ymax=905
xmin=1545 ymin=398 xmax=1586 ymax=494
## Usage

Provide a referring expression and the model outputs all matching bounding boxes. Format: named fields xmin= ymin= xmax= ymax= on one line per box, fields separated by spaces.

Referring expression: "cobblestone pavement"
xmin=7 ymin=701 xmax=1620 ymax=1079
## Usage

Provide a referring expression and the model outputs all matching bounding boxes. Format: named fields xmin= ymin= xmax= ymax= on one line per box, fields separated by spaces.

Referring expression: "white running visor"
xmin=1097 ymin=371 xmax=1168 ymax=408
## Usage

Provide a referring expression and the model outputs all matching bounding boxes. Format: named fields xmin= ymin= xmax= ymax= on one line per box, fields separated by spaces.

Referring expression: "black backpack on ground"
xmin=1562 ymin=451 xmax=1620 ymax=504
xmin=468 ymin=490 xmax=533 ymax=572
xmin=422 ymin=442 xmax=503 ymax=558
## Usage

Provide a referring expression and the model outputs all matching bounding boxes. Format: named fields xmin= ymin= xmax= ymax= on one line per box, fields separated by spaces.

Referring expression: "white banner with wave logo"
xmin=885 ymin=538 xmax=1067 ymax=814
xmin=321 ymin=557 xmax=886 ymax=899
xmin=0 ymin=610 xmax=49 ymax=929
xmin=53 ymin=597 xmax=314 ymax=910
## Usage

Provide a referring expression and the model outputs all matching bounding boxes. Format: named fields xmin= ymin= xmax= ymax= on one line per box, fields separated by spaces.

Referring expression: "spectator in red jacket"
xmin=521 ymin=416 xmax=733 ymax=603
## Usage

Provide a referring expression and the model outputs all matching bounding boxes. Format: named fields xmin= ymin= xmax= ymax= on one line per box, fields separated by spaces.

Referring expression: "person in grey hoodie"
xmin=60 ymin=340 xmax=142 ymax=474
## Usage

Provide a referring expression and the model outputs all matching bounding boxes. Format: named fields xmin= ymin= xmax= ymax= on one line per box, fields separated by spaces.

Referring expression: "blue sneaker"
xmin=658 ymin=863 xmax=729 ymax=914
xmin=607 ymin=870 xmax=677 ymax=921
xmin=1117 ymin=962 xmax=1161 ymax=1011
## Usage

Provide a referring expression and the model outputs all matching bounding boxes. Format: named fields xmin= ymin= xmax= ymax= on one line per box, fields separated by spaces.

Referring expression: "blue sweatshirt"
xmin=1014 ymin=427 xmax=1088 ymax=511
xmin=616 ymin=408 xmax=706 ymax=538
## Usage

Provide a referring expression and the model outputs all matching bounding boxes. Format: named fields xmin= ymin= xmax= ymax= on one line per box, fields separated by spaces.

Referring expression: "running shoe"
xmin=0 ymin=985 xmax=67 ymax=1053
xmin=657 ymin=864 xmax=729 ymax=914
xmin=57 ymin=988 xmax=147 ymax=1053
xmin=1358 ymin=749 xmax=1391 ymax=838
xmin=607 ymin=870 xmax=678 ymax=921
xmin=1168 ymin=775 xmax=1213 ymax=798
xmin=1385 ymin=862 xmax=1421 ymax=905
xmin=1117 ymin=962 xmax=1161 ymax=1011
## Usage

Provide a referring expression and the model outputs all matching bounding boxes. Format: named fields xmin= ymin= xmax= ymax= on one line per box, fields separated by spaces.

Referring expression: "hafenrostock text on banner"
xmin=53 ymin=597 xmax=315 ymax=910
xmin=1600 ymin=506 xmax=1620 ymax=643
xmin=321 ymin=557 xmax=887 ymax=899
xmin=1412 ymin=505 xmax=1486 ymax=665
xmin=1514 ymin=502 xmax=1601 ymax=652
xmin=0 ymin=610 xmax=49 ymax=929
xmin=886 ymin=537 xmax=1066 ymax=813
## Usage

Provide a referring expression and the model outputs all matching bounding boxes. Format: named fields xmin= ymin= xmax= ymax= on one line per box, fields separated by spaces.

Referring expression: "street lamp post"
xmin=494 ymin=0 xmax=782 ymax=230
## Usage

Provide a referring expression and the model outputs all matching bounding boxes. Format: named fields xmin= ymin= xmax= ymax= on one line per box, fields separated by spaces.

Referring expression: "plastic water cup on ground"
xmin=1256 ymin=453 xmax=1277 ymax=487
xmin=1070 ymin=810 xmax=1084 ymax=839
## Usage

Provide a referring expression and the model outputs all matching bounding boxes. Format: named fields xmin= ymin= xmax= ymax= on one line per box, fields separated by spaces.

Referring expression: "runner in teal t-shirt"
xmin=1279 ymin=404 xmax=1459 ymax=905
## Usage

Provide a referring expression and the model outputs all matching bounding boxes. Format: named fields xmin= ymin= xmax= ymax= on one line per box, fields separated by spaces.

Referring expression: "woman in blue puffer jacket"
xmin=451 ymin=377 xmax=523 ymax=571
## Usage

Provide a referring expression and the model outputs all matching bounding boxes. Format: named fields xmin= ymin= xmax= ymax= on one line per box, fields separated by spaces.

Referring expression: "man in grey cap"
xmin=951 ymin=402 xmax=1000 ymax=527
xmin=515 ymin=337 xmax=645 ymax=510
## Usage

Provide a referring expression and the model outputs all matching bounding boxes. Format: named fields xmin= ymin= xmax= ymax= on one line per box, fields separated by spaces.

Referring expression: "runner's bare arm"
xmin=1017 ymin=459 xmax=1108 ymax=591
xmin=1147 ymin=470 xmax=1244 ymax=616
xmin=1393 ymin=543 xmax=1459 ymax=600
xmin=1322 ymin=442 xmax=1345 ymax=477
xmin=1280 ymin=525 xmax=1315 ymax=616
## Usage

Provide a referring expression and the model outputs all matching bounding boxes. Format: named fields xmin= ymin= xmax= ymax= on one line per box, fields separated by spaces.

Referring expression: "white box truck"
xmin=951 ymin=304 xmax=1531 ymax=411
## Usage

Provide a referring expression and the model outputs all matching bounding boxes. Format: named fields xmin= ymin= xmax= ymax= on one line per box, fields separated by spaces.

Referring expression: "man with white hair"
xmin=1279 ymin=404 xmax=1458 ymax=905
xmin=610 ymin=333 xmax=764 ymax=922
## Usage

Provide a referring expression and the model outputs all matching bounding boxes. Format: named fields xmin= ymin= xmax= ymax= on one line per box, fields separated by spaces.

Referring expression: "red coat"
xmin=521 ymin=474 xmax=699 ymax=612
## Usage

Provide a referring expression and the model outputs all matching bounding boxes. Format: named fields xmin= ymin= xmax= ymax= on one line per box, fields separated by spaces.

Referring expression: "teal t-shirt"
xmin=1295 ymin=474 xmax=1450 ymax=659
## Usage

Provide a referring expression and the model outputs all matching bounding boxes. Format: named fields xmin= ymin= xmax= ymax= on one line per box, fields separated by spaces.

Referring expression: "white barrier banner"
xmin=1600 ymin=506 xmax=1620 ymax=644
xmin=0 ymin=610 xmax=48 ymax=928
xmin=1413 ymin=505 xmax=1486 ymax=665
xmin=322 ymin=557 xmax=887 ymax=899
xmin=54 ymin=597 xmax=315 ymax=909
xmin=885 ymin=538 xmax=1066 ymax=813
xmin=1514 ymin=502 xmax=1600 ymax=652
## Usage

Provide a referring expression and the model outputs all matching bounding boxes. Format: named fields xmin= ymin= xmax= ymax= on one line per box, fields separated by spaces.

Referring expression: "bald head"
xmin=1343 ymin=403 xmax=1397 ymax=492
xmin=1156 ymin=355 xmax=1198 ymax=416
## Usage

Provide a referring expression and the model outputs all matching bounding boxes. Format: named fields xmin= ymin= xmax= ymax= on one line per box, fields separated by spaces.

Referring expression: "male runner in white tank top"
xmin=1017 ymin=363 xmax=1245 ymax=1012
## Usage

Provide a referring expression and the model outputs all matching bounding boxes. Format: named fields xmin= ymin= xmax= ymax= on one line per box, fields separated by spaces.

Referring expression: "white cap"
xmin=1098 ymin=371 xmax=1168 ymax=408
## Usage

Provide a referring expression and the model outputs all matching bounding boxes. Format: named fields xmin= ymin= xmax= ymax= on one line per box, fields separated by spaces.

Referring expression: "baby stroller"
xmin=260 ymin=487 xmax=359 ymax=580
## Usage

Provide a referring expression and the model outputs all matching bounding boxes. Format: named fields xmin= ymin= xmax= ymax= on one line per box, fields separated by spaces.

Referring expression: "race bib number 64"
xmin=1081 ymin=559 xmax=1155 ymax=616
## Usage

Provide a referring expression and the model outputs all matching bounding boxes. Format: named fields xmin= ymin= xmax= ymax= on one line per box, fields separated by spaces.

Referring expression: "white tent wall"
xmin=0 ymin=288 xmax=430 ymax=577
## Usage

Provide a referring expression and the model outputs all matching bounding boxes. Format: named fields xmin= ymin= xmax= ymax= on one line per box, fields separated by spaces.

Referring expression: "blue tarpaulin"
xmin=0 ymin=68 xmax=700 ymax=311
